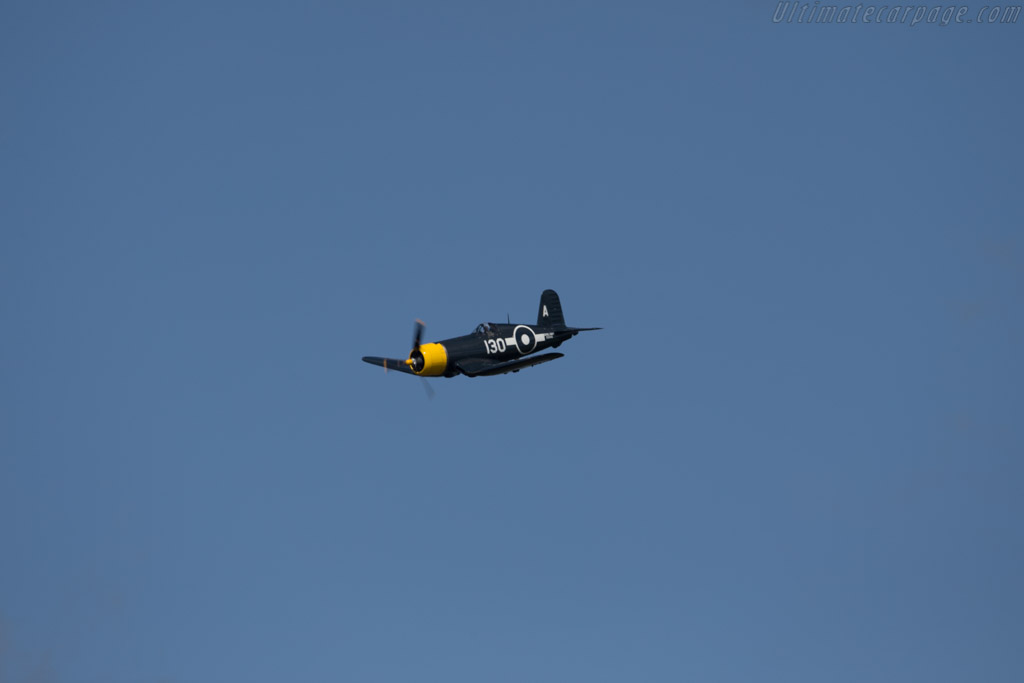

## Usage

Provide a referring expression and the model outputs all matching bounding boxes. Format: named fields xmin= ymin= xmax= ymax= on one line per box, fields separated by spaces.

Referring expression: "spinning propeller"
xmin=376 ymin=319 xmax=433 ymax=399
xmin=412 ymin=320 xmax=434 ymax=398
xmin=406 ymin=319 xmax=426 ymax=372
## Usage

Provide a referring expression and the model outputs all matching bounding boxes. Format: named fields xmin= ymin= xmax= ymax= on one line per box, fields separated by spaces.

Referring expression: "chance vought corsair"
xmin=362 ymin=290 xmax=600 ymax=378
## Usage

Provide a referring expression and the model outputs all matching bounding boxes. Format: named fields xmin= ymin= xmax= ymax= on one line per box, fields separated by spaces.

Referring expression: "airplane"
xmin=362 ymin=289 xmax=600 ymax=378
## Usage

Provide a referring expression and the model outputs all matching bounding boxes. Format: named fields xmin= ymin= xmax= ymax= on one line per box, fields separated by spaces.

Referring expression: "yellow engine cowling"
xmin=412 ymin=343 xmax=448 ymax=376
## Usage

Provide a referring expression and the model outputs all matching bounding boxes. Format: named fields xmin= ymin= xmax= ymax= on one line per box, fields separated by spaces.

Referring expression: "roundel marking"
xmin=512 ymin=325 xmax=537 ymax=354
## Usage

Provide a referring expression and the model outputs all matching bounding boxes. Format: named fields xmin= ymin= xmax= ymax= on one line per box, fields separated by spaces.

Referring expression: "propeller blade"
xmin=420 ymin=378 xmax=435 ymax=400
xmin=412 ymin=319 xmax=425 ymax=351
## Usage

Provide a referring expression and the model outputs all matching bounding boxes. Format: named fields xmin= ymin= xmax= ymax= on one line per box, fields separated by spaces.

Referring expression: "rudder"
xmin=537 ymin=289 xmax=566 ymax=329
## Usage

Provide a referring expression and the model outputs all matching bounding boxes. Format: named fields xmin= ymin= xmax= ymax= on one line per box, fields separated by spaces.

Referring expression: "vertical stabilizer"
xmin=537 ymin=290 xmax=566 ymax=329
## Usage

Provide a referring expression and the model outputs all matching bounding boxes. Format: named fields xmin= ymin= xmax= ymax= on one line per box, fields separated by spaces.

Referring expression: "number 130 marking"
xmin=483 ymin=338 xmax=506 ymax=354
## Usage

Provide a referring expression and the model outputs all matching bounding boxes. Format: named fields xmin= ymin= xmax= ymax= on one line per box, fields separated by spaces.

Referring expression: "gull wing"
xmin=362 ymin=356 xmax=416 ymax=375
xmin=455 ymin=352 xmax=564 ymax=377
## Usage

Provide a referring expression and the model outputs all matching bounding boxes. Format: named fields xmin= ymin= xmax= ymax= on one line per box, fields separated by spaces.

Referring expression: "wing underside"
xmin=455 ymin=352 xmax=564 ymax=377
xmin=362 ymin=356 xmax=416 ymax=375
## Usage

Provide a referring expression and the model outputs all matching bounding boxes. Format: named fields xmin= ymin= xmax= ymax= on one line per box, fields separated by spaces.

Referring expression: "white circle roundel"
xmin=512 ymin=325 xmax=537 ymax=354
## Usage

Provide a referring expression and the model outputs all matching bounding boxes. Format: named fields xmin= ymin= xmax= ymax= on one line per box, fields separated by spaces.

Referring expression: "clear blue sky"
xmin=2 ymin=2 xmax=1021 ymax=681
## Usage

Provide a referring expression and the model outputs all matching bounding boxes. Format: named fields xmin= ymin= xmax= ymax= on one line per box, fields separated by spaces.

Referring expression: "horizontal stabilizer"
xmin=455 ymin=352 xmax=564 ymax=377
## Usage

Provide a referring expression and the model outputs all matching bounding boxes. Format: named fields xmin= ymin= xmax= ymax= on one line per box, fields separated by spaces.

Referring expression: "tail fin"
xmin=537 ymin=289 xmax=566 ymax=329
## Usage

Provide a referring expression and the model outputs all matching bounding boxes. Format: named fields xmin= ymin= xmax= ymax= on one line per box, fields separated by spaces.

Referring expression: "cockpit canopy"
xmin=474 ymin=322 xmax=498 ymax=336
